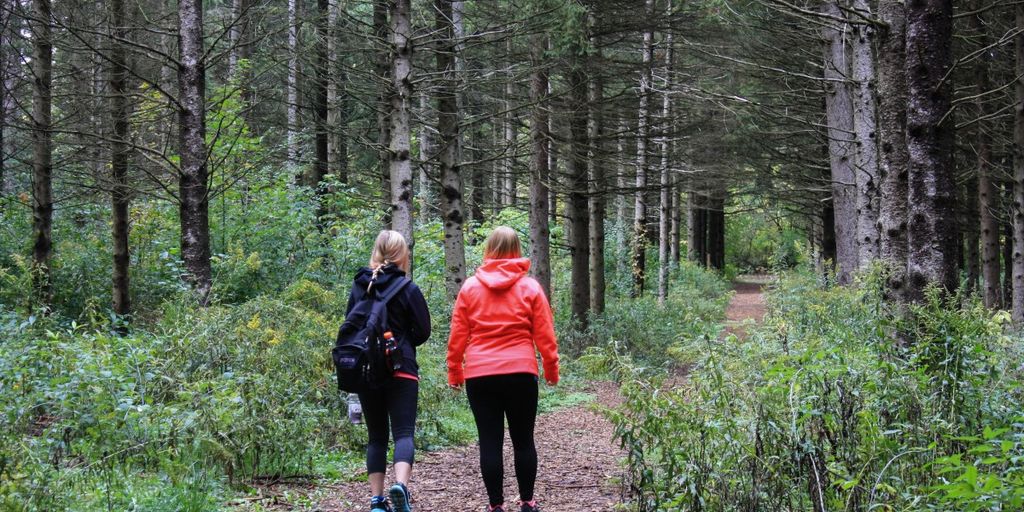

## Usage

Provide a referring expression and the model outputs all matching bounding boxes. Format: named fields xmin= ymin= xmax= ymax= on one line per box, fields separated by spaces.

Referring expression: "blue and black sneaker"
xmin=370 ymin=495 xmax=392 ymax=512
xmin=389 ymin=482 xmax=412 ymax=512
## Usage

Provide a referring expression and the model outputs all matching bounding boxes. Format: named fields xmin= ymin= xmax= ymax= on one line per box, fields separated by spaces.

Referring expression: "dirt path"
xmin=722 ymin=274 xmax=771 ymax=339
xmin=245 ymin=278 xmax=769 ymax=511
xmin=278 ymin=382 xmax=626 ymax=512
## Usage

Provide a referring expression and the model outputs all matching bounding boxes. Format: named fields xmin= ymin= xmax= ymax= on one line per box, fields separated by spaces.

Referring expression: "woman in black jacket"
xmin=347 ymin=230 xmax=430 ymax=512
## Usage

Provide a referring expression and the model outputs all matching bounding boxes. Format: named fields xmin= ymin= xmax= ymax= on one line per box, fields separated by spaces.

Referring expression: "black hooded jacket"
xmin=345 ymin=264 xmax=431 ymax=377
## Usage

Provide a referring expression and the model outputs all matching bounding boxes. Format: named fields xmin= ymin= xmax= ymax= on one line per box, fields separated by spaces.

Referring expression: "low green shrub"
xmin=605 ymin=268 xmax=1024 ymax=511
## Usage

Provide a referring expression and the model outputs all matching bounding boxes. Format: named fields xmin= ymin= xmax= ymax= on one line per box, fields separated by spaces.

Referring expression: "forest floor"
xmin=240 ymin=277 xmax=770 ymax=512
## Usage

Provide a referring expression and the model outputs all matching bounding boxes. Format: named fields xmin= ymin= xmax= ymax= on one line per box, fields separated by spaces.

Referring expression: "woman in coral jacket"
xmin=447 ymin=226 xmax=559 ymax=512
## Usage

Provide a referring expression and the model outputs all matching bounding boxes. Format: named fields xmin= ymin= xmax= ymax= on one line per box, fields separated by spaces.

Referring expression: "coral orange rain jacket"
xmin=446 ymin=257 xmax=559 ymax=387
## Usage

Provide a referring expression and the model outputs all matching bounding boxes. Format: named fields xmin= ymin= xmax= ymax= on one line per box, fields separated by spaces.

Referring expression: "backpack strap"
xmin=375 ymin=276 xmax=411 ymax=305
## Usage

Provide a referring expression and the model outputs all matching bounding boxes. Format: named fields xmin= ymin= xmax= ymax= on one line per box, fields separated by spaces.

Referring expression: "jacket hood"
xmin=354 ymin=264 xmax=407 ymax=294
xmin=475 ymin=257 xmax=531 ymax=290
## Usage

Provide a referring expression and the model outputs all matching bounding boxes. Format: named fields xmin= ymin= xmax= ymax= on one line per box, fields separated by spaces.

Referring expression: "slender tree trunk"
xmin=312 ymin=0 xmax=329 ymax=210
xmin=418 ymin=92 xmax=434 ymax=213
xmin=110 ymin=0 xmax=131 ymax=318
xmin=822 ymin=1 xmax=858 ymax=284
xmin=708 ymin=192 xmax=725 ymax=270
xmin=689 ymin=192 xmax=708 ymax=266
xmin=435 ymin=0 xmax=465 ymax=300
xmin=1013 ymin=3 xmax=1024 ymax=322
xmin=327 ymin=0 xmax=345 ymax=183
xmin=529 ymin=32 xmax=551 ymax=298
xmin=389 ymin=0 xmax=414 ymax=252
xmin=375 ymin=0 xmax=392 ymax=221
xmin=31 ymin=0 xmax=53 ymax=304
xmin=905 ymin=0 xmax=956 ymax=302
xmin=877 ymin=0 xmax=909 ymax=298
xmin=632 ymin=0 xmax=655 ymax=297
xmin=658 ymin=11 xmax=674 ymax=304
xmin=0 ymin=0 xmax=10 ymax=194
xmin=179 ymin=0 xmax=212 ymax=303
xmin=287 ymin=0 xmax=300 ymax=169
xmin=228 ymin=0 xmax=242 ymax=79
xmin=970 ymin=7 xmax=1000 ymax=308
xmin=1004 ymin=212 xmax=1013 ymax=309
xmin=567 ymin=52 xmax=590 ymax=327
xmin=588 ymin=63 xmax=606 ymax=315
xmin=670 ymin=178 xmax=681 ymax=265
xmin=503 ymin=47 xmax=515 ymax=208
xmin=851 ymin=0 xmax=879 ymax=266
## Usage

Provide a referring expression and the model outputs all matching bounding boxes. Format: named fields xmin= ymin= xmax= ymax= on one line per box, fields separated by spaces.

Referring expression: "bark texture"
xmin=1013 ymin=4 xmax=1024 ymax=322
xmin=31 ymin=0 xmax=53 ymax=303
xmin=529 ymin=33 xmax=551 ymax=297
xmin=178 ymin=0 xmax=212 ymax=302
xmin=435 ymin=0 xmax=466 ymax=301
xmin=851 ymin=0 xmax=879 ymax=266
xmin=588 ymin=68 xmax=606 ymax=315
xmin=388 ymin=0 xmax=414 ymax=251
xmin=905 ymin=0 xmax=956 ymax=302
xmin=567 ymin=60 xmax=590 ymax=327
xmin=972 ymin=7 xmax=1000 ymax=308
xmin=822 ymin=0 xmax=858 ymax=284
xmin=876 ymin=0 xmax=909 ymax=298
xmin=658 ymin=11 xmax=674 ymax=305
xmin=110 ymin=0 xmax=131 ymax=317
xmin=287 ymin=0 xmax=299 ymax=168
xmin=632 ymin=0 xmax=655 ymax=297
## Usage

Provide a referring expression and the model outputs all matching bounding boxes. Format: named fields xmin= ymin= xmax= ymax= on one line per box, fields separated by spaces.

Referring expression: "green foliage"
xmin=604 ymin=268 xmax=1024 ymax=511
xmin=725 ymin=199 xmax=805 ymax=273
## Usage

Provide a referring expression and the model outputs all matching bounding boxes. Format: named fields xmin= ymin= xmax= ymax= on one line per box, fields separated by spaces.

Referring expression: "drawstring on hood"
xmin=475 ymin=257 xmax=531 ymax=291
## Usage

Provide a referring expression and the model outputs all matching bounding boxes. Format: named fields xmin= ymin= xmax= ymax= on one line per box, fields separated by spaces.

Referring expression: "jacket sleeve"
xmin=446 ymin=288 xmax=471 ymax=386
xmin=405 ymin=284 xmax=432 ymax=346
xmin=530 ymin=284 xmax=559 ymax=384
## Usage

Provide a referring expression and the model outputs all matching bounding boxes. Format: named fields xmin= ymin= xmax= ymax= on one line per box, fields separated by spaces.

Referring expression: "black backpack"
xmin=332 ymin=277 xmax=410 ymax=393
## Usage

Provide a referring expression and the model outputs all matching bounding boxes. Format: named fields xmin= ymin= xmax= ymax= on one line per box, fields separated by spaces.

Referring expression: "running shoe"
xmin=389 ymin=482 xmax=413 ymax=512
xmin=519 ymin=500 xmax=540 ymax=512
xmin=370 ymin=495 xmax=392 ymax=512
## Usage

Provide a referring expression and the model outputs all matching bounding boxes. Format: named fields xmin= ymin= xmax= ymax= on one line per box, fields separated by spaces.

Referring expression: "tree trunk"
xmin=31 ymin=0 xmax=53 ymax=304
xmin=228 ymin=0 xmax=242 ymax=79
xmin=179 ymin=0 xmax=212 ymax=303
xmin=688 ymin=192 xmax=707 ymax=265
xmin=970 ymin=7 xmax=1000 ymax=308
xmin=110 ymin=0 xmax=131 ymax=318
xmin=287 ymin=0 xmax=300 ymax=169
xmin=567 ymin=53 xmax=590 ymax=327
xmin=389 ymin=0 xmax=414 ymax=253
xmin=312 ymin=0 xmax=329 ymax=213
xmin=822 ymin=0 xmax=858 ymax=284
xmin=851 ymin=0 xmax=879 ymax=266
xmin=658 ymin=11 xmax=674 ymax=304
xmin=418 ymin=92 xmax=434 ymax=214
xmin=503 ymin=50 xmax=515 ymax=208
xmin=877 ymin=0 xmax=909 ymax=298
xmin=327 ymin=0 xmax=347 ymax=183
xmin=708 ymin=192 xmax=725 ymax=270
xmin=670 ymin=178 xmax=681 ymax=266
xmin=0 ymin=0 xmax=10 ymax=194
xmin=1013 ymin=3 xmax=1024 ymax=322
xmin=588 ymin=63 xmax=606 ymax=315
xmin=435 ymin=0 xmax=465 ymax=301
xmin=905 ymin=0 xmax=956 ymax=303
xmin=632 ymin=0 xmax=655 ymax=297
xmin=529 ymin=33 xmax=551 ymax=298
xmin=375 ymin=0 xmax=392 ymax=222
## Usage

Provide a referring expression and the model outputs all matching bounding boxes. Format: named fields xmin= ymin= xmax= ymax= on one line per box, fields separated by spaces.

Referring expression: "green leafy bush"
xmin=605 ymin=269 xmax=1024 ymax=511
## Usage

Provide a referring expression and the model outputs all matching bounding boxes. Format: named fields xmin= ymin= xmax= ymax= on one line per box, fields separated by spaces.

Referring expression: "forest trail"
xmin=304 ymin=381 xmax=626 ymax=511
xmin=249 ymin=277 xmax=769 ymax=512
xmin=722 ymin=274 xmax=771 ymax=340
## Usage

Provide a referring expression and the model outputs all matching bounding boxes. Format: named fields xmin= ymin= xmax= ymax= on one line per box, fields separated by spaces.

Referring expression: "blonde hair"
xmin=483 ymin=226 xmax=522 ymax=260
xmin=369 ymin=230 xmax=411 ymax=274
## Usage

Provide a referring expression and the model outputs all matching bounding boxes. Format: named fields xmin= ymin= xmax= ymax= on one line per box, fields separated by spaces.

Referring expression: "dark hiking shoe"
xmin=519 ymin=500 xmax=540 ymax=512
xmin=389 ymin=482 xmax=412 ymax=512
xmin=370 ymin=495 xmax=392 ymax=512
xmin=486 ymin=505 xmax=505 ymax=512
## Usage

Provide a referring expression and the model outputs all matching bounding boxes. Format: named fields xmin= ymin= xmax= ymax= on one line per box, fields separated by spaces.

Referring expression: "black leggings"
xmin=466 ymin=373 xmax=539 ymax=506
xmin=358 ymin=377 xmax=418 ymax=474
